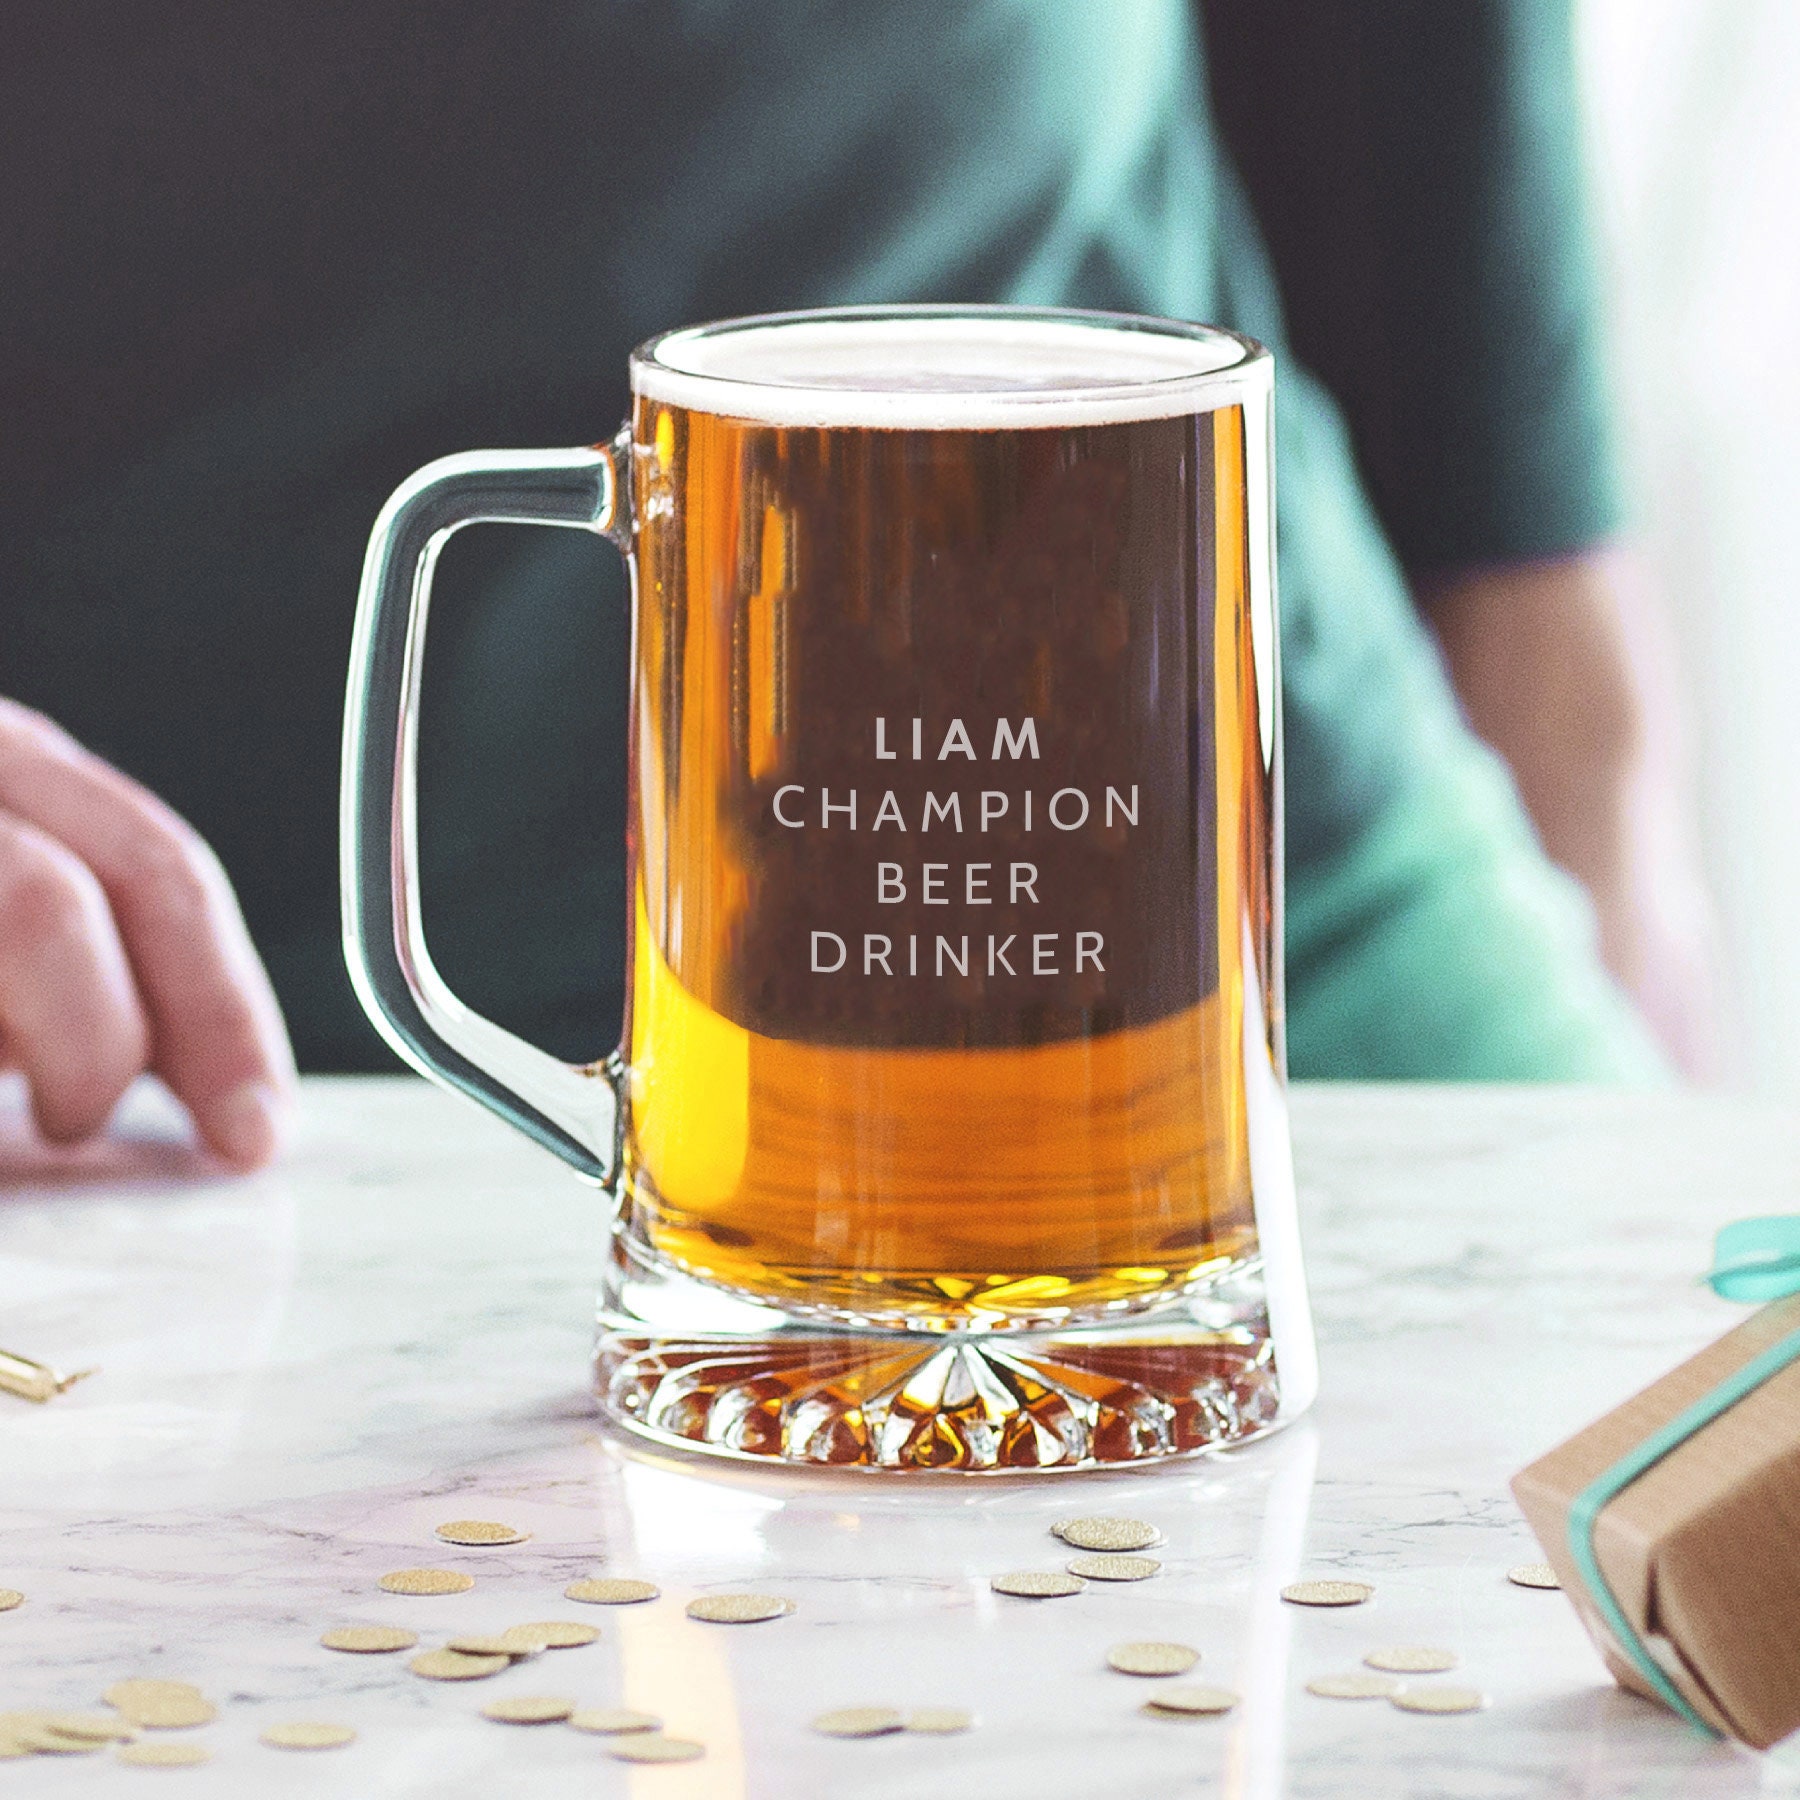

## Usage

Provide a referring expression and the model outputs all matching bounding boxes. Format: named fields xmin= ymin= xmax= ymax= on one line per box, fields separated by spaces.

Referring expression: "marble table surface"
xmin=5 ymin=1075 xmax=1800 ymax=1799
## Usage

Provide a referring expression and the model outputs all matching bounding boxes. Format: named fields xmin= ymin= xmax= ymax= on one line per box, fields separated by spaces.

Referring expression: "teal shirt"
xmin=0 ymin=0 xmax=1657 ymax=1078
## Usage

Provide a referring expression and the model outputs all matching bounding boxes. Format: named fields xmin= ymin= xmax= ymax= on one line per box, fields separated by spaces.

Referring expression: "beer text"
xmin=786 ymin=717 xmax=1135 ymax=984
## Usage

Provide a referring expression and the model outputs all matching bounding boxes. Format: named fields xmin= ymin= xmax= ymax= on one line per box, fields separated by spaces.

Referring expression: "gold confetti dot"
xmin=1307 ymin=1672 xmax=1401 ymax=1700
xmin=103 ymin=1681 xmax=203 ymax=1707
xmin=0 ymin=1713 xmax=49 ymax=1747
xmin=131 ymin=1702 xmax=217 ymax=1731
xmin=1106 ymin=1642 xmax=1200 ymax=1677
xmin=0 ymin=1589 xmax=22 ymax=1612
xmin=812 ymin=1707 xmax=904 ymax=1739
xmin=409 ymin=1649 xmax=510 ymax=1682
xmin=260 ymin=1722 xmax=357 ymax=1749
xmin=14 ymin=1726 xmax=104 ymax=1754
xmin=990 ymin=1570 xmax=1085 ymax=1599
xmin=1053 ymin=1517 xmax=1162 ymax=1553
xmin=379 ymin=1568 xmax=475 ymax=1596
xmin=1391 ymin=1686 xmax=1488 ymax=1715
xmin=1365 ymin=1646 xmax=1458 ymax=1674
xmin=904 ymin=1707 xmax=974 ymax=1735
xmin=607 ymin=1735 xmax=706 ymax=1764
xmin=1066 ymin=1554 xmax=1160 ymax=1582
xmin=36 ymin=1713 xmax=139 ymax=1743
xmin=321 ymin=1625 xmax=418 ymax=1654
xmin=567 ymin=1708 xmax=661 ymax=1736
xmin=498 ymin=1621 xmax=599 ymax=1651
xmin=434 ymin=1520 xmax=529 ymax=1547
xmin=565 ymin=1577 xmax=659 ymax=1606
xmin=103 ymin=1684 xmax=216 ymax=1730
xmin=1508 ymin=1562 xmax=1560 ymax=1590
xmin=117 ymin=1741 xmax=210 ymax=1767
xmin=444 ymin=1634 xmax=533 ymax=1658
xmin=482 ymin=1696 xmax=576 ymax=1725
xmin=685 ymin=1593 xmax=794 ymax=1624
xmin=1280 ymin=1580 xmax=1373 ymax=1607
xmin=1142 ymin=1685 xmax=1239 ymax=1716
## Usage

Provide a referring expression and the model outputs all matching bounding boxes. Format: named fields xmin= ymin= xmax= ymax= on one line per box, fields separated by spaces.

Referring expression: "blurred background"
xmin=1580 ymin=0 xmax=1800 ymax=1091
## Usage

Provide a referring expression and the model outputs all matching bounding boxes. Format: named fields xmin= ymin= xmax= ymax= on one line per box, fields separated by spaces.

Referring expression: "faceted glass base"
xmin=592 ymin=1246 xmax=1285 ymax=1472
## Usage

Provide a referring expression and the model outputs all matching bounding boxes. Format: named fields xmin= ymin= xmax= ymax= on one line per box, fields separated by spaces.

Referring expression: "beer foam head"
xmin=632 ymin=308 xmax=1264 ymax=429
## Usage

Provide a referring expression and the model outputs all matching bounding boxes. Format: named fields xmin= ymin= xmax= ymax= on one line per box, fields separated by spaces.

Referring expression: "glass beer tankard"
xmin=342 ymin=305 xmax=1315 ymax=1471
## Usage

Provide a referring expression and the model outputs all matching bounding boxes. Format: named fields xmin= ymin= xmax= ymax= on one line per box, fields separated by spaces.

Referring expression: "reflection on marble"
xmin=4 ymin=1077 xmax=1800 ymax=1797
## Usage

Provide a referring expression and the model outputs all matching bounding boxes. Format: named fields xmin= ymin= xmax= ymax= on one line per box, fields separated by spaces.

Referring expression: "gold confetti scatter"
xmin=444 ymin=1634 xmax=532 ymax=1658
xmin=0 ymin=1590 xmax=22 ymax=1612
xmin=1508 ymin=1562 xmax=1560 ymax=1590
xmin=434 ymin=1520 xmax=529 ymax=1547
xmin=1306 ymin=1673 xmax=1401 ymax=1700
xmin=1142 ymin=1685 xmax=1240 ymax=1717
xmin=379 ymin=1568 xmax=475 ymax=1596
xmin=1391 ymin=1686 xmax=1488 ymax=1715
xmin=37 ymin=1713 xmax=138 ymax=1742
xmin=1107 ymin=1642 xmax=1200 ymax=1677
xmin=812 ymin=1707 xmax=904 ymax=1739
xmin=117 ymin=1741 xmax=211 ymax=1768
xmin=260 ymin=1722 xmax=357 ymax=1749
xmin=565 ymin=1577 xmax=658 ymax=1606
xmin=1066 ymin=1554 xmax=1159 ymax=1582
xmin=103 ymin=1684 xmax=216 ymax=1731
xmin=499 ymin=1621 xmax=599 ymax=1651
xmin=607 ymin=1735 xmax=706 ymax=1764
xmin=482 ymin=1696 xmax=576 ymax=1725
xmin=904 ymin=1707 xmax=974 ymax=1735
xmin=321 ymin=1626 xmax=418 ymax=1654
xmin=1053 ymin=1517 xmax=1162 ymax=1553
xmin=567 ymin=1708 xmax=661 ymax=1736
xmin=409 ymin=1649 xmax=510 ymax=1682
xmin=1365 ymin=1646 xmax=1458 ymax=1674
xmin=1280 ymin=1580 xmax=1374 ymax=1608
xmin=989 ymin=1571 xmax=1084 ymax=1599
xmin=685 ymin=1593 xmax=794 ymax=1624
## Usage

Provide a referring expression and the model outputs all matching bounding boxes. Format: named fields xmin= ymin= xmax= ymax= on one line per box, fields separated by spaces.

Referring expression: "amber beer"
xmin=621 ymin=359 xmax=1277 ymax=1326
xmin=347 ymin=305 xmax=1303 ymax=1466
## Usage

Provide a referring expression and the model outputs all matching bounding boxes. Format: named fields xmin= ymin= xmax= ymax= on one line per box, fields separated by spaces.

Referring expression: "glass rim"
xmin=630 ymin=304 xmax=1270 ymax=430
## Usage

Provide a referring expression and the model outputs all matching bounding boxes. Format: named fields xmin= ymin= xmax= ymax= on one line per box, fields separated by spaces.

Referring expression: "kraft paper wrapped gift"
xmin=1512 ymin=1287 xmax=1800 ymax=1748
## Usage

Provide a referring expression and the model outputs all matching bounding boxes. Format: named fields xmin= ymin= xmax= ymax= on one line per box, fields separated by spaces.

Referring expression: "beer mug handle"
xmin=340 ymin=441 xmax=628 ymax=1183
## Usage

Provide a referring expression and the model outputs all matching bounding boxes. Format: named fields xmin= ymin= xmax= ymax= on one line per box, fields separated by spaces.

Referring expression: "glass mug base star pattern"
xmin=342 ymin=306 xmax=1316 ymax=1471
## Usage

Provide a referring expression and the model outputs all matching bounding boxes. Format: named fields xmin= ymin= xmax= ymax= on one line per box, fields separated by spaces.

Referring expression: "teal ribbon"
xmin=1702 ymin=1215 xmax=1800 ymax=1302
xmin=1564 ymin=1216 xmax=1800 ymax=1738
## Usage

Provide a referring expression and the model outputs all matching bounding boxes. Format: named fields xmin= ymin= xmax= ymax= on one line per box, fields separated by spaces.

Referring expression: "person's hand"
xmin=0 ymin=698 xmax=295 ymax=1169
